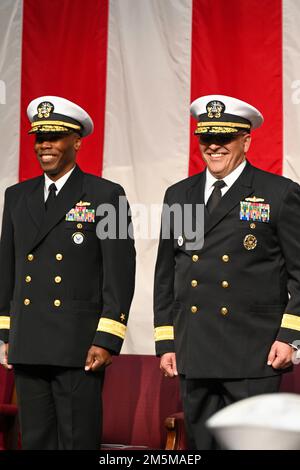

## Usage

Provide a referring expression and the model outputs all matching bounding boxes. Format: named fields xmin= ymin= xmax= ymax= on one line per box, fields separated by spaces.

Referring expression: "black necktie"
xmin=45 ymin=183 xmax=57 ymax=211
xmin=206 ymin=180 xmax=226 ymax=214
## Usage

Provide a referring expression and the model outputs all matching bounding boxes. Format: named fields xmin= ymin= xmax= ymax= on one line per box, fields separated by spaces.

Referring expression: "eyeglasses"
xmin=199 ymin=132 xmax=246 ymax=146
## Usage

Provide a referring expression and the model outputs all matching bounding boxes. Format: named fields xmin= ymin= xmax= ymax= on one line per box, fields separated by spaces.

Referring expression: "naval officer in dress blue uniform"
xmin=0 ymin=96 xmax=136 ymax=449
xmin=154 ymin=95 xmax=300 ymax=449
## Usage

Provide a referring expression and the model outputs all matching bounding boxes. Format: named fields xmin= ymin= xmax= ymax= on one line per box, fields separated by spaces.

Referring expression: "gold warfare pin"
xmin=245 ymin=197 xmax=265 ymax=202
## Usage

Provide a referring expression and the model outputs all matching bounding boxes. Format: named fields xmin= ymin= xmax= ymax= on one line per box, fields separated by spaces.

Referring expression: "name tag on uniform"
xmin=65 ymin=201 xmax=95 ymax=223
xmin=240 ymin=198 xmax=270 ymax=223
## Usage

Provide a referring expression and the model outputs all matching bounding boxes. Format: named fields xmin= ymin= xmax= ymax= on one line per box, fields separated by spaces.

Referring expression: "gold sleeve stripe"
xmin=97 ymin=318 xmax=126 ymax=340
xmin=0 ymin=316 xmax=10 ymax=329
xmin=281 ymin=314 xmax=300 ymax=331
xmin=154 ymin=326 xmax=174 ymax=342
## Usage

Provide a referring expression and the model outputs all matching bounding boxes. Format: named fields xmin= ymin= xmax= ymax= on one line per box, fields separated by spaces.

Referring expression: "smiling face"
xmin=34 ymin=132 xmax=82 ymax=180
xmin=199 ymin=132 xmax=251 ymax=178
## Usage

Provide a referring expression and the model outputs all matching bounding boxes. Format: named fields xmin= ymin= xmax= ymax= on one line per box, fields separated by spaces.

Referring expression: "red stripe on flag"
xmin=19 ymin=0 xmax=109 ymax=181
xmin=189 ymin=0 xmax=282 ymax=176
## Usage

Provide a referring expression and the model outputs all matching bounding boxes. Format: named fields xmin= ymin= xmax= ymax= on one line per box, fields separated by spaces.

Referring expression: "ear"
xmin=243 ymin=134 xmax=251 ymax=153
xmin=74 ymin=136 xmax=82 ymax=151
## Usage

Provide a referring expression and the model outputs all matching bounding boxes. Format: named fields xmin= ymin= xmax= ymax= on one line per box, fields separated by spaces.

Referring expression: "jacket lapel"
xmin=186 ymin=171 xmax=206 ymax=208
xmin=184 ymin=171 xmax=207 ymax=248
xmin=204 ymin=161 xmax=255 ymax=235
xmin=29 ymin=165 xmax=86 ymax=251
xmin=26 ymin=176 xmax=45 ymax=229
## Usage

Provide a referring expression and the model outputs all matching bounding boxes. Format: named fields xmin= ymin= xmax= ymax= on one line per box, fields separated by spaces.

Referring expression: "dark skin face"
xmin=34 ymin=132 xmax=82 ymax=181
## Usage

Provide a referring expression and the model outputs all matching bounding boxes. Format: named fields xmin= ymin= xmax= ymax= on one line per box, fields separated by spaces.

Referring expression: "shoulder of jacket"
xmin=251 ymin=165 xmax=297 ymax=190
xmin=5 ymin=175 xmax=42 ymax=195
xmin=83 ymin=172 xmax=124 ymax=194
xmin=166 ymin=171 xmax=205 ymax=195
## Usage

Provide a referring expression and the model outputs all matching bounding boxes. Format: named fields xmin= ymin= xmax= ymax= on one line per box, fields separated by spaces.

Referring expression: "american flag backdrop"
xmin=0 ymin=0 xmax=300 ymax=354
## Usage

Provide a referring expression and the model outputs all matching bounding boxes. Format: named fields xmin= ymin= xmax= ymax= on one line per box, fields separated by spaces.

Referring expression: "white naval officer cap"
xmin=190 ymin=94 xmax=263 ymax=135
xmin=206 ymin=393 xmax=300 ymax=450
xmin=27 ymin=95 xmax=94 ymax=137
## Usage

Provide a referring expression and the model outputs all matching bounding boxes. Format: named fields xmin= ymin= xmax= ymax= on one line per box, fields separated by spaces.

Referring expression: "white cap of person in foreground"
xmin=207 ymin=393 xmax=300 ymax=450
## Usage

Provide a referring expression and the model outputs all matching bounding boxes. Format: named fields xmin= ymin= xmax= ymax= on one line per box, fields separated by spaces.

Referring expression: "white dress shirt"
xmin=204 ymin=160 xmax=247 ymax=204
xmin=44 ymin=165 xmax=76 ymax=202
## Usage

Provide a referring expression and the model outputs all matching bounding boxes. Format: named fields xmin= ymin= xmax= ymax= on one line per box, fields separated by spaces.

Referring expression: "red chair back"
xmin=0 ymin=368 xmax=14 ymax=405
xmin=102 ymin=355 xmax=182 ymax=449
xmin=0 ymin=368 xmax=16 ymax=450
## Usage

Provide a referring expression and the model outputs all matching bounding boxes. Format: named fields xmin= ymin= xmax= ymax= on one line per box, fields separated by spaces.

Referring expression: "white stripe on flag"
xmin=103 ymin=0 xmax=192 ymax=354
xmin=0 ymin=0 xmax=23 ymax=218
xmin=0 ymin=0 xmax=23 ymax=217
xmin=283 ymin=0 xmax=300 ymax=182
